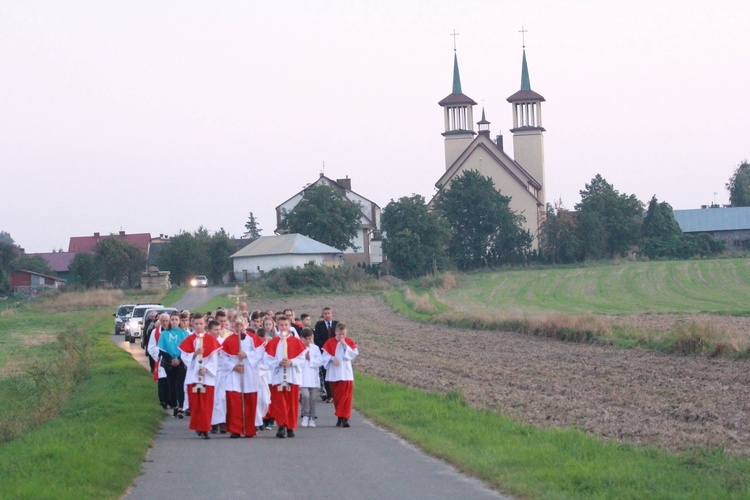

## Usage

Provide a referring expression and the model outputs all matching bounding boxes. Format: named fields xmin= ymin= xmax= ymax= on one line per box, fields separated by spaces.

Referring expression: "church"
xmin=432 ymin=44 xmax=547 ymax=248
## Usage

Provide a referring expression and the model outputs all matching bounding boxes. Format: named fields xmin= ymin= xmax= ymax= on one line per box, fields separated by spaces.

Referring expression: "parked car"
xmin=123 ymin=304 xmax=162 ymax=343
xmin=113 ymin=304 xmax=135 ymax=335
xmin=190 ymin=275 xmax=208 ymax=287
xmin=139 ymin=306 xmax=179 ymax=347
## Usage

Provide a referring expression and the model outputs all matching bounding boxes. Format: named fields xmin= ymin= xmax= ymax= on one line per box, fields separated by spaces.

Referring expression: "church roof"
xmin=230 ymin=234 xmax=342 ymax=259
xmin=439 ymin=53 xmax=477 ymax=106
xmin=435 ymin=133 xmax=542 ymax=195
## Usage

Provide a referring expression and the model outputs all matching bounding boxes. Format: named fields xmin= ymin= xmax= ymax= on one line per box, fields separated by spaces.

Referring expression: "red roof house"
xmin=68 ymin=231 xmax=151 ymax=255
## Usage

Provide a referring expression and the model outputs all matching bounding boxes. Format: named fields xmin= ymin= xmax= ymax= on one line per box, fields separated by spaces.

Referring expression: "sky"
xmin=2 ymin=0 xmax=749 ymax=253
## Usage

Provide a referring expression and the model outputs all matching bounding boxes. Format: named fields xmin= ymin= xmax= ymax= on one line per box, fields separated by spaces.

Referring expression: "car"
xmin=139 ymin=307 xmax=179 ymax=347
xmin=123 ymin=304 xmax=162 ymax=343
xmin=113 ymin=304 xmax=135 ymax=335
xmin=190 ymin=275 xmax=208 ymax=287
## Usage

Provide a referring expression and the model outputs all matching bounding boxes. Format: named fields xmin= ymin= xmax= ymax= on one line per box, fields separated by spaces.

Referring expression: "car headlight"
xmin=191 ymin=279 xmax=197 ymax=286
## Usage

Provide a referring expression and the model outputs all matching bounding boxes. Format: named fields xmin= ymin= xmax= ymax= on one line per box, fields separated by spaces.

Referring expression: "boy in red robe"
xmin=221 ymin=327 xmax=266 ymax=438
xmin=321 ymin=323 xmax=359 ymax=428
xmin=179 ymin=315 xmax=221 ymax=439
xmin=263 ymin=316 xmax=307 ymax=438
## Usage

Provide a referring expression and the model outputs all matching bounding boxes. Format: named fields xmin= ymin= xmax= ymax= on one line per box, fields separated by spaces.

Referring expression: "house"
xmin=27 ymin=251 xmax=77 ymax=281
xmin=673 ymin=207 xmax=750 ymax=250
xmin=230 ymin=233 xmax=343 ymax=282
xmin=275 ymin=175 xmax=382 ymax=266
xmin=431 ymin=46 xmax=546 ymax=248
xmin=68 ymin=231 xmax=151 ymax=255
xmin=10 ymin=269 xmax=66 ymax=292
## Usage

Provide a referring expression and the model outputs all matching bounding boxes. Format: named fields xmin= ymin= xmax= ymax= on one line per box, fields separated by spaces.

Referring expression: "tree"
xmin=68 ymin=252 xmax=99 ymax=287
xmin=575 ymin=174 xmax=643 ymax=258
xmin=244 ymin=212 xmax=262 ymax=239
xmin=0 ymin=231 xmax=14 ymax=245
xmin=381 ymin=195 xmax=450 ymax=278
xmin=726 ymin=160 xmax=750 ymax=207
xmin=435 ymin=170 xmax=531 ymax=270
xmin=207 ymin=228 xmax=236 ymax=284
xmin=540 ymin=200 xmax=581 ymax=263
xmin=280 ymin=185 xmax=361 ymax=251
xmin=94 ymin=238 xmax=146 ymax=287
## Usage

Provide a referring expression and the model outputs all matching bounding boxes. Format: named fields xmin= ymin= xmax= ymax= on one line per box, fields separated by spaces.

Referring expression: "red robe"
xmin=322 ymin=337 xmax=358 ymax=420
xmin=179 ymin=332 xmax=221 ymax=433
xmin=265 ymin=334 xmax=307 ymax=429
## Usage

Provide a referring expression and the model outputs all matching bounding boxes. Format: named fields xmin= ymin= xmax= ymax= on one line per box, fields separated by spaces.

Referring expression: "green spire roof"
xmin=452 ymin=53 xmax=462 ymax=93
xmin=520 ymin=49 xmax=531 ymax=90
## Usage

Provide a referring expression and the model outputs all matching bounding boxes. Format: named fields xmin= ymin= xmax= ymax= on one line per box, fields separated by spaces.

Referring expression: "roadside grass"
xmin=354 ymin=373 xmax=750 ymax=499
xmin=0 ymin=316 xmax=163 ymax=498
xmin=162 ymin=286 xmax=188 ymax=306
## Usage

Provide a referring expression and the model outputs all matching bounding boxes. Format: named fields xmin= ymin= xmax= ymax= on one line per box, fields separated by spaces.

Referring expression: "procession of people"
xmin=143 ymin=305 xmax=359 ymax=439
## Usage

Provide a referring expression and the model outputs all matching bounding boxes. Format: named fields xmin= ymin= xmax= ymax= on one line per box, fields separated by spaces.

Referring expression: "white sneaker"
xmin=300 ymin=416 xmax=309 ymax=427
xmin=308 ymin=418 xmax=316 ymax=428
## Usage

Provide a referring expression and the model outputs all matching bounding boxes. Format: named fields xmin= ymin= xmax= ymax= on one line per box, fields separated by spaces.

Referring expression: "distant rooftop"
xmin=673 ymin=207 xmax=750 ymax=233
xmin=230 ymin=233 xmax=342 ymax=259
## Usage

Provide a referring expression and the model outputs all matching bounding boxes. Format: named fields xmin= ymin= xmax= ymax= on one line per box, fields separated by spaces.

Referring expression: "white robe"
xmin=146 ymin=327 xmax=166 ymax=379
xmin=300 ymin=344 xmax=323 ymax=388
xmin=322 ymin=342 xmax=359 ymax=382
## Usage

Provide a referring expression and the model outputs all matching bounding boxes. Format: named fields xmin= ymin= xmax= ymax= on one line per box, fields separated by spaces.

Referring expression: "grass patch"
xmin=0 ymin=316 xmax=163 ymax=498
xmin=354 ymin=373 xmax=750 ymax=498
xmin=162 ymin=286 xmax=188 ymax=307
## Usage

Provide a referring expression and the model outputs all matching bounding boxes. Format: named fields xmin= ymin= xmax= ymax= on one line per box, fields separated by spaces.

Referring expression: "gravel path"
xmin=259 ymin=294 xmax=750 ymax=456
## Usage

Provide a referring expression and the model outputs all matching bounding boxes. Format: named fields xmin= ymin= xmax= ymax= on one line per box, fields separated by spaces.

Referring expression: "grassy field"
xmin=355 ymin=373 xmax=750 ymax=499
xmin=444 ymin=259 xmax=750 ymax=315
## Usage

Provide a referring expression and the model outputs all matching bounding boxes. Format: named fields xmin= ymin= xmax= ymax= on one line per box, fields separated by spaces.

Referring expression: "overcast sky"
xmin=2 ymin=0 xmax=749 ymax=253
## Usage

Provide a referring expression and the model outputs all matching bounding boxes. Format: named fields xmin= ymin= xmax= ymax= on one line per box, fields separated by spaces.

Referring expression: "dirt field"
xmin=264 ymin=294 xmax=750 ymax=455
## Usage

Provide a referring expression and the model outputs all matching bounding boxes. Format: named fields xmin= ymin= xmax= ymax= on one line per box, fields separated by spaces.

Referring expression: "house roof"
xmin=673 ymin=207 xmax=750 ymax=233
xmin=68 ymin=232 xmax=151 ymax=253
xmin=230 ymin=234 xmax=343 ymax=259
xmin=11 ymin=269 xmax=66 ymax=283
xmin=28 ymin=252 xmax=77 ymax=273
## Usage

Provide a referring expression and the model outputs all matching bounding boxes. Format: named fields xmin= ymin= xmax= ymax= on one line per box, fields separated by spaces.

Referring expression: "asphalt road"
xmin=112 ymin=288 xmax=508 ymax=500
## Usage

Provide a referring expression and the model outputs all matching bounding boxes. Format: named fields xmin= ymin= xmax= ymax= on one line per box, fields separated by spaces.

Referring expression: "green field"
xmin=444 ymin=259 xmax=750 ymax=315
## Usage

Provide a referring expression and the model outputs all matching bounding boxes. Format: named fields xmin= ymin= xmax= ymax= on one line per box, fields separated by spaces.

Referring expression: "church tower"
xmin=439 ymin=52 xmax=477 ymax=170
xmin=507 ymin=48 xmax=545 ymax=205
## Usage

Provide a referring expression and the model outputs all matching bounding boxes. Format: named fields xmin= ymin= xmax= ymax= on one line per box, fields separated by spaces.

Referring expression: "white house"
xmin=275 ymin=174 xmax=382 ymax=266
xmin=230 ymin=233 xmax=343 ymax=281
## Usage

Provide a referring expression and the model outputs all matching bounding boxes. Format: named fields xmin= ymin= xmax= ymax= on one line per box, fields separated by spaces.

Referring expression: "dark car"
xmin=123 ymin=304 xmax=162 ymax=343
xmin=113 ymin=304 xmax=135 ymax=335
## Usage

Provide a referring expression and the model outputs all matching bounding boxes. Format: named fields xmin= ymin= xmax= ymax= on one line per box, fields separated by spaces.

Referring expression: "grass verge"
xmin=354 ymin=372 xmax=750 ymax=499
xmin=0 ymin=316 xmax=163 ymax=498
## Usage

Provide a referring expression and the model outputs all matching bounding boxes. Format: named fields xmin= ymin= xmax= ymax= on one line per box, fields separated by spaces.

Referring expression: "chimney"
xmin=337 ymin=176 xmax=352 ymax=190
xmin=119 ymin=230 xmax=125 ymax=236
xmin=495 ymin=134 xmax=504 ymax=151
xmin=94 ymin=232 xmax=100 ymax=238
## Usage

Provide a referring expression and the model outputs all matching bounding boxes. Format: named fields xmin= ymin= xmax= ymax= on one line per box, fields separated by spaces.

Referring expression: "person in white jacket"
xmin=321 ymin=323 xmax=359 ymax=428
xmin=298 ymin=328 xmax=323 ymax=428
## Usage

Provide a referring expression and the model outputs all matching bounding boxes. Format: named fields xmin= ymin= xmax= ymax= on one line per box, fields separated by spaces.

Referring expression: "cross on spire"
xmin=519 ymin=26 xmax=528 ymax=48
xmin=450 ymin=29 xmax=459 ymax=52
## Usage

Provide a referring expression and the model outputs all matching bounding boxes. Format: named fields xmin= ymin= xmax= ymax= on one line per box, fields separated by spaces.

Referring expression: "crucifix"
xmin=227 ymin=285 xmax=248 ymax=310
xmin=519 ymin=26 xmax=528 ymax=48
xmin=450 ymin=29 xmax=459 ymax=51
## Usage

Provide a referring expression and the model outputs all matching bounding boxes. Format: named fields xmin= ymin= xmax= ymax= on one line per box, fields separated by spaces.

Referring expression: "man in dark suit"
xmin=314 ymin=307 xmax=338 ymax=402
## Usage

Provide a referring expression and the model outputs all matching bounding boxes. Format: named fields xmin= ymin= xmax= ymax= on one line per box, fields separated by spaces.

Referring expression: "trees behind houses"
xmin=727 ymin=160 xmax=750 ymax=207
xmin=279 ymin=185 xmax=361 ymax=251
xmin=69 ymin=238 xmax=146 ymax=287
xmin=244 ymin=212 xmax=262 ymax=239
xmin=156 ymin=227 xmax=235 ymax=285
xmin=381 ymin=195 xmax=450 ymax=278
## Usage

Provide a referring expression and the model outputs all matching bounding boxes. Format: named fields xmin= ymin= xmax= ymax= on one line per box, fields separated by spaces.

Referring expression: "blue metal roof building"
xmin=673 ymin=207 xmax=750 ymax=249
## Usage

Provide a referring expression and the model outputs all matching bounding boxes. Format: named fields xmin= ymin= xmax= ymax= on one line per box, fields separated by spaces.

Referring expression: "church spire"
xmin=520 ymin=49 xmax=531 ymax=91
xmin=452 ymin=53 xmax=462 ymax=94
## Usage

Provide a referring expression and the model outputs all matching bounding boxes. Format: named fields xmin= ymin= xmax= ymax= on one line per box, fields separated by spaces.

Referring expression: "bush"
xmin=243 ymin=264 xmax=386 ymax=296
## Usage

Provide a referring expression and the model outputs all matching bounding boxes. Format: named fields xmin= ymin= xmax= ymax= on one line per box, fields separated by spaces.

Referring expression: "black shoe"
xmin=173 ymin=408 xmax=179 ymax=417
xmin=230 ymin=433 xmax=241 ymax=439
xmin=276 ymin=426 xmax=287 ymax=438
xmin=336 ymin=417 xmax=342 ymax=427
xmin=185 ymin=410 xmax=191 ymax=417
xmin=176 ymin=409 xmax=184 ymax=419
xmin=219 ymin=425 xmax=227 ymax=434
xmin=287 ymin=429 xmax=295 ymax=438
xmin=211 ymin=425 xmax=218 ymax=434
xmin=160 ymin=402 xmax=168 ymax=409
xmin=342 ymin=418 xmax=350 ymax=428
